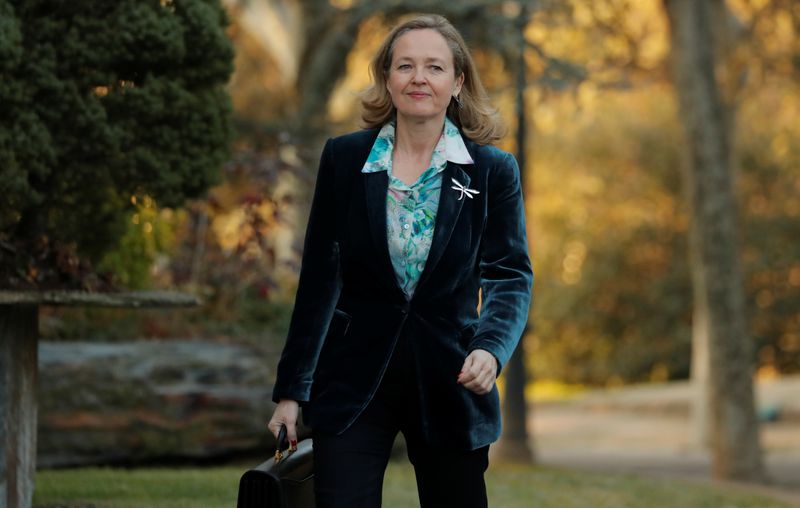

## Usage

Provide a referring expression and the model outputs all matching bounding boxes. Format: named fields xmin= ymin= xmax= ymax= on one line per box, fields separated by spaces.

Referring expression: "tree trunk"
xmin=690 ymin=289 xmax=710 ymax=447
xmin=1 ymin=305 xmax=39 ymax=508
xmin=663 ymin=0 xmax=764 ymax=482
xmin=493 ymin=327 xmax=534 ymax=463
xmin=492 ymin=3 xmax=534 ymax=464
xmin=687 ymin=0 xmax=745 ymax=452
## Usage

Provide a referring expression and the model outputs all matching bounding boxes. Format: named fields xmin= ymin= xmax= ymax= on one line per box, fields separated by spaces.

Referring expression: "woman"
xmin=268 ymin=13 xmax=532 ymax=508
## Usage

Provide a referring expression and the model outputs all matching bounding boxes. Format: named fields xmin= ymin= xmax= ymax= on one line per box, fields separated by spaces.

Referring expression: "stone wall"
xmin=38 ymin=340 xmax=280 ymax=467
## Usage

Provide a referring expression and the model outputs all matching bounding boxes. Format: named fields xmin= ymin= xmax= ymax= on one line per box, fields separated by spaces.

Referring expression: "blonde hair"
xmin=361 ymin=14 xmax=505 ymax=145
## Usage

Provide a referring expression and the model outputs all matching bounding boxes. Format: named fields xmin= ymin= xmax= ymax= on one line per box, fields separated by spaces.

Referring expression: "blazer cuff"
xmin=271 ymin=380 xmax=312 ymax=404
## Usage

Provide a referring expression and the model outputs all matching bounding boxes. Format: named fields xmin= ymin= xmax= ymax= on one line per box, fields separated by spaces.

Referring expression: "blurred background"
xmin=1 ymin=0 xmax=798 ymax=505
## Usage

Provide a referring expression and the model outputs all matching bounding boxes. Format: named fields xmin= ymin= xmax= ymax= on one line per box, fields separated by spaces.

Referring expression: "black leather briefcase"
xmin=237 ymin=425 xmax=315 ymax=508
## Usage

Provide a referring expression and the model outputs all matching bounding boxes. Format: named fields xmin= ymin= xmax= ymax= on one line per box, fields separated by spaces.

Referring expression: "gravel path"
xmin=530 ymin=377 xmax=800 ymax=505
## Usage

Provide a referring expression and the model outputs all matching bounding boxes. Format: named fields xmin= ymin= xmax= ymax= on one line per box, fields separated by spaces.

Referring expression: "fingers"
xmin=285 ymin=421 xmax=298 ymax=445
xmin=267 ymin=418 xmax=287 ymax=439
xmin=459 ymin=354 xmax=475 ymax=382
xmin=458 ymin=350 xmax=497 ymax=395
xmin=267 ymin=399 xmax=299 ymax=446
xmin=461 ymin=368 xmax=492 ymax=394
xmin=268 ymin=419 xmax=297 ymax=441
xmin=459 ymin=353 xmax=480 ymax=381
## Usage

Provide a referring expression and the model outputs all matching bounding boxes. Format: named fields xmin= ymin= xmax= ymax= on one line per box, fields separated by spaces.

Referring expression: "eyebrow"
xmin=394 ymin=56 xmax=447 ymax=65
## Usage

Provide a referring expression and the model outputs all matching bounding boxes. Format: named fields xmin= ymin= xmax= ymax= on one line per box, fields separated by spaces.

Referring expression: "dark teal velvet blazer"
xmin=272 ymin=127 xmax=533 ymax=450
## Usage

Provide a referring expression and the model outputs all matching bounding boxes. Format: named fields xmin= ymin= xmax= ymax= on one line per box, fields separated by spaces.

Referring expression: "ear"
xmin=454 ymin=72 xmax=465 ymax=96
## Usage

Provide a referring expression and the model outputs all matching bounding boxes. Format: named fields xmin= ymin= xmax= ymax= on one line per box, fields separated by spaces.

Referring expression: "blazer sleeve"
xmin=272 ymin=138 xmax=343 ymax=403
xmin=469 ymin=151 xmax=533 ymax=375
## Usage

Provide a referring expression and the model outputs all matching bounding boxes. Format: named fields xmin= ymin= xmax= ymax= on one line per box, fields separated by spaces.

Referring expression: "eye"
xmin=397 ymin=64 xmax=412 ymax=71
xmin=430 ymin=65 xmax=444 ymax=72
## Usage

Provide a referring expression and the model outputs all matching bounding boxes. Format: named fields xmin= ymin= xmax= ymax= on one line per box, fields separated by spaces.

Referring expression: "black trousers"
xmin=311 ymin=331 xmax=490 ymax=508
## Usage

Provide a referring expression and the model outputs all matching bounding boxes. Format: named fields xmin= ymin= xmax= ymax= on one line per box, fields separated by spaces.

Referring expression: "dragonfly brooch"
xmin=450 ymin=177 xmax=480 ymax=200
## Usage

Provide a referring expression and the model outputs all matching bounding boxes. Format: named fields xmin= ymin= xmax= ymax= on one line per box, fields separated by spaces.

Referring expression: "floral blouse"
xmin=361 ymin=117 xmax=474 ymax=299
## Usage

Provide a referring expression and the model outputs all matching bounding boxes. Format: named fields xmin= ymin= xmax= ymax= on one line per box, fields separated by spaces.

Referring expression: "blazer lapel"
xmin=414 ymin=162 xmax=471 ymax=293
xmin=364 ymin=170 xmax=406 ymax=297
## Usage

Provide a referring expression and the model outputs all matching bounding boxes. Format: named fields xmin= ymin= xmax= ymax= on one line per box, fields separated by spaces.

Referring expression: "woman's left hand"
xmin=457 ymin=349 xmax=498 ymax=395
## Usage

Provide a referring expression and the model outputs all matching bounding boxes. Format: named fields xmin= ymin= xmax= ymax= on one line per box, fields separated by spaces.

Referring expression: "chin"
xmin=396 ymin=108 xmax=446 ymax=122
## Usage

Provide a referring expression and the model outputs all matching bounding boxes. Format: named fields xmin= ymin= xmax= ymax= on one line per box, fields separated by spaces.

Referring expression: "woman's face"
xmin=386 ymin=28 xmax=464 ymax=124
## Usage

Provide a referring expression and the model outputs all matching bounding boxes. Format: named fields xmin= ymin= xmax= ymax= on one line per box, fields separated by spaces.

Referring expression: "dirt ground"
xmin=530 ymin=376 xmax=800 ymax=506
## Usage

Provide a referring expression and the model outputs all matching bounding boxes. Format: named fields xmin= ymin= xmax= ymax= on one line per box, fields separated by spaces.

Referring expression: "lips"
xmin=407 ymin=92 xmax=430 ymax=99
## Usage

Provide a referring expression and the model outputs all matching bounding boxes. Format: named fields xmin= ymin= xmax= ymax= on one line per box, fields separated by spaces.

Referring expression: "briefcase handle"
xmin=275 ymin=424 xmax=298 ymax=463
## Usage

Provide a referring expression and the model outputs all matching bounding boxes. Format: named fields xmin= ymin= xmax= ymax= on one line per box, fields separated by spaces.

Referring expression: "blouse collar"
xmin=361 ymin=116 xmax=474 ymax=175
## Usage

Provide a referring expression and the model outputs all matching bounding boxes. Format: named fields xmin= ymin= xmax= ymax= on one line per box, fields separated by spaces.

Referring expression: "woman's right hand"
xmin=267 ymin=399 xmax=300 ymax=447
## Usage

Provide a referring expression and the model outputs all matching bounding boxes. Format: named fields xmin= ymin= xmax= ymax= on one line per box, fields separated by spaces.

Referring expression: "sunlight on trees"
xmin=212 ymin=0 xmax=800 ymax=383
xmin=10 ymin=0 xmax=795 ymax=383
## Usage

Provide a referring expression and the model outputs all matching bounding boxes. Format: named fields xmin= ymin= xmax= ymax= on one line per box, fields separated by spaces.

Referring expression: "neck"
xmin=394 ymin=113 xmax=445 ymax=158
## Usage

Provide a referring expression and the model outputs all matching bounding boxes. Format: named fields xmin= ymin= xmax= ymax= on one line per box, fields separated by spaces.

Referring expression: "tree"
xmin=492 ymin=2 xmax=535 ymax=464
xmin=228 ymin=0 xmax=539 ymax=135
xmin=663 ymin=0 xmax=764 ymax=481
xmin=0 ymin=0 xmax=234 ymax=289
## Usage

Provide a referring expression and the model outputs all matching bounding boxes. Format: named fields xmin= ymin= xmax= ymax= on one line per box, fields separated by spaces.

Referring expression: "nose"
xmin=411 ymin=67 xmax=427 ymax=84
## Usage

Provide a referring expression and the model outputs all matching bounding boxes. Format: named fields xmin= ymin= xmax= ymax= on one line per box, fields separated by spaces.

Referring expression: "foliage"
xmin=96 ymin=195 xmax=178 ymax=289
xmin=27 ymin=0 xmax=799 ymax=386
xmin=737 ymin=81 xmax=800 ymax=376
xmin=160 ymin=145 xmax=307 ymax=323
xmin=37 ymin=141 xmax=306 ymax=346
xmin=529 ymin=79 xmax=800 ymax=384
xmin=0 ymin=0 xmax=234 ymax=289
xmin=509 ymin=0 xmax=800 ymax=384
xmin=220 ymin=0 xmax=800 ymax=383
xmin=32 ymin=463 xmax=794 ymax=508
xmin=529 ymin=86 xmax=693 ymax=385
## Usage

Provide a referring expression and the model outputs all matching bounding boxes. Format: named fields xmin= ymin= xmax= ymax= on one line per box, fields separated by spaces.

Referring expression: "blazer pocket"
xmin=328 ymin=308 xmax=352 ymax=340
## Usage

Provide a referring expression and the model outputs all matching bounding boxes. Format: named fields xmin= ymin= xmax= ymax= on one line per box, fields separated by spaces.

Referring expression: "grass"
xmin=33 ymin=461 xmax=794 ymax=508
